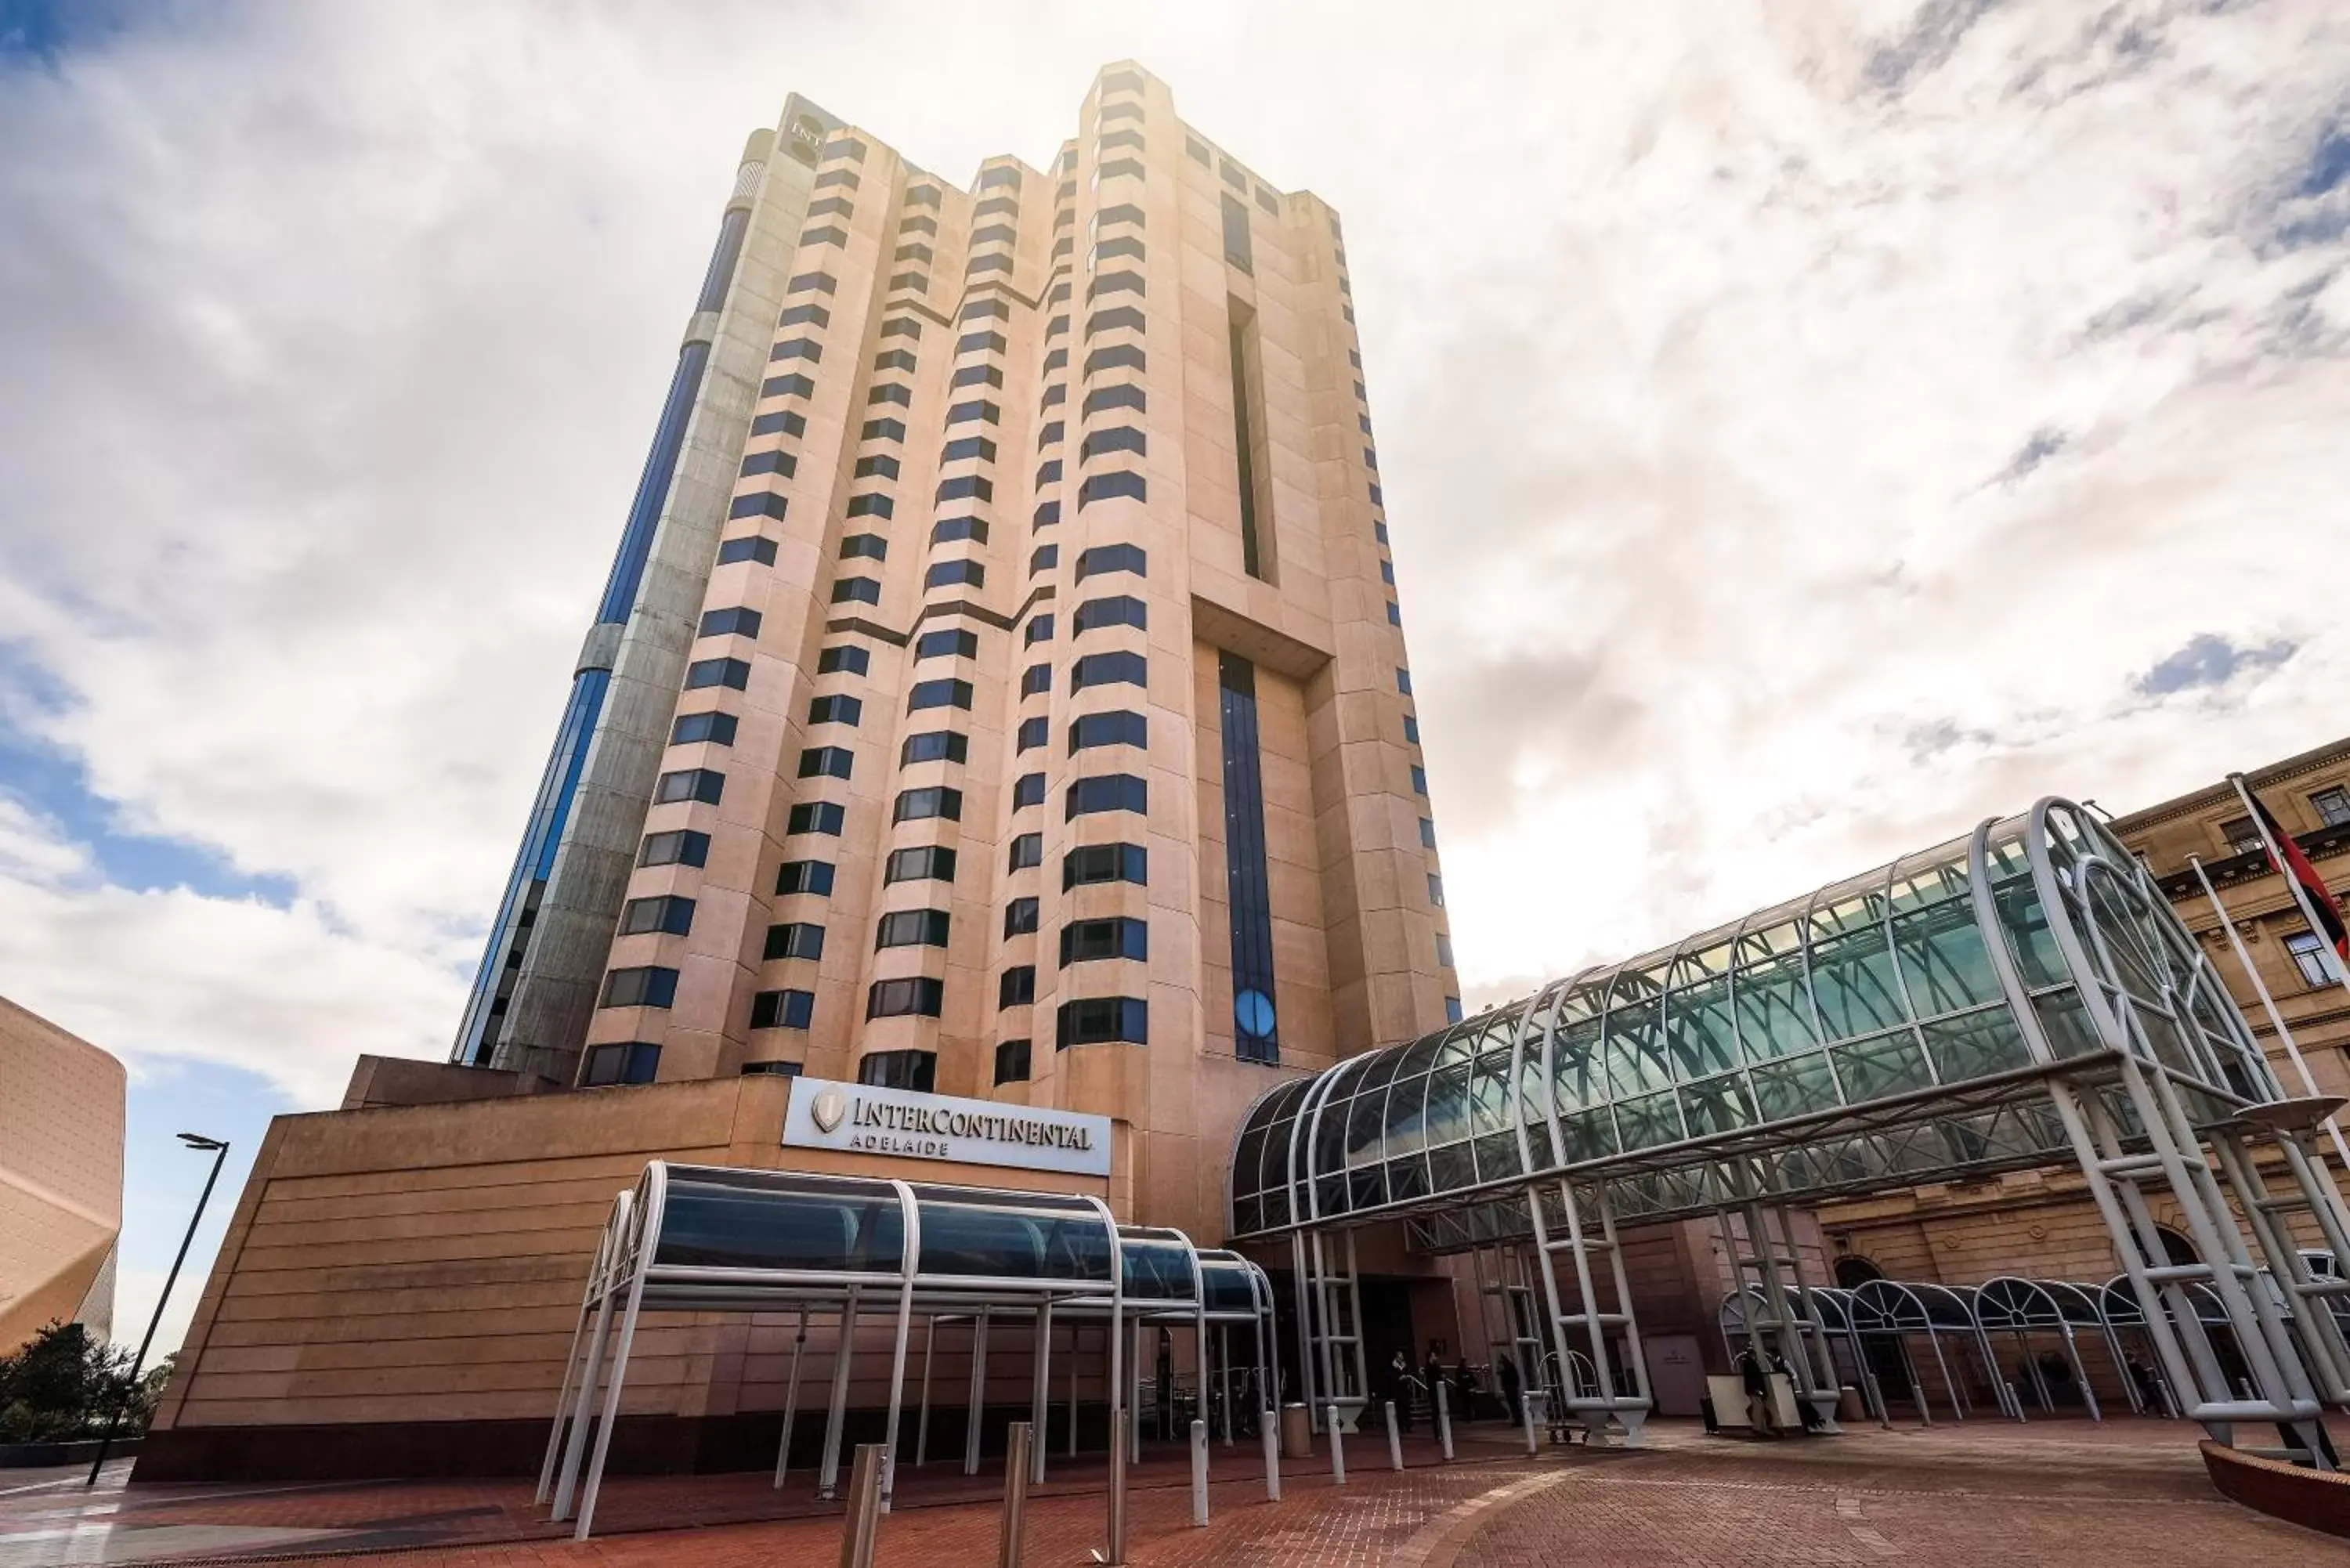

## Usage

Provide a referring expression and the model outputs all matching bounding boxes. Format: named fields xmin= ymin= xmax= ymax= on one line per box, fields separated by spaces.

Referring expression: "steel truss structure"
xmin=539 ymin=1164 xmax=1274 ymax=1540
xmin=1231 ymin=799 xmax=2350 ymax=1461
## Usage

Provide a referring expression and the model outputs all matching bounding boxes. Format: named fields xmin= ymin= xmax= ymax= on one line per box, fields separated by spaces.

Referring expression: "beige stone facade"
xmin=578 ymin=63 xmax=1454 ymax=1246
xmin=0 ymin=995 xmax=125 ymax=1352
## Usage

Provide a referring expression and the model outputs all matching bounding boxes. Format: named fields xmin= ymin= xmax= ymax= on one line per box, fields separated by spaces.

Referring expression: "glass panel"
xmin=2032 ymin=988 xmax=2102 ymax=1057
xmin=1605 ymin=1002 xmax=1672 ymax=1097
xmin=1828 ymin=1032 xmax=1933 ymax=1101
xmin=1347 ymin=1164 xmax=1385 ymax=1212
xmin=1993 ymin=878 xmax=2067 ymax=989
xmin=1614 ymin=1088 xmax=1683 ymax=1151
xmin=1310 ymin=1094 xmax=1347 ymax=1178
xmin=1346 ymin=1090 xmax=1386 ymax=1166
xmin=1468 ymin=1062 xmax=1512 ymax=1135
xmin=1892 ymin=898 xmax=2001 ymax=1017
xmin=1120 ymin=1235 xmax=1192 ymax=1299
xmin=657 ymin=1174 xmax=906 ymax=1272
xmin=1386 ymin=1072 xmax=1430 ymax=1153
xmin=1201 ymin=1264 xmax=1256 ymax=1313
xmin=1387 ymin=1153 xmax=1430 ymax=1201
xmin=1810 ymin=923 xmax=1910 ymax=1039
xmin=1666 ymin=971 xmax=1738 ymax=1078
xmin=1679 ymin=1073 xmax=1755 ymax=1136
xmin=1518 ymin=1055 xmax=1557 ymax=1167
xmin=1558 ymin=1107 xmax=1617 ymax=1162
xmin=1920 ymin=1008 xmax=2032 ymax=1081
xmin=1732 ymin=945 xmax=1817 ymax=1061
xmin=1472 ymin=1131 xmax=1523 ymax=1183
xmin=1425 ymin=1065 xmax=1470 ymax=1145
xmin=916 ymin=1190 xmax=1113 ymax=1281
xmin=1552 ymin=1018 xmax=1604 ymax=1110
xmin=1232 ymin=1124 xmax=1267 ymax=1198
xmin=1748 ymin=1053 xmax=1840 ymax=1119
xmin=1428 ymin=1140 xmax=1473 ymax=1194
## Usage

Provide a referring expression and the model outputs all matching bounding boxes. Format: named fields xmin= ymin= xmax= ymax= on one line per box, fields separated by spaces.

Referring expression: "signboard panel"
xmin=782 ymin=1077 xmax=1112 ymax=1178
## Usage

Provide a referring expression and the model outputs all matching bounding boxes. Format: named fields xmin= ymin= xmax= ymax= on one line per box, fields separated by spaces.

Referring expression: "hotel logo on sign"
xmin=782 ymin=1078 xmax=1112 ymax=1177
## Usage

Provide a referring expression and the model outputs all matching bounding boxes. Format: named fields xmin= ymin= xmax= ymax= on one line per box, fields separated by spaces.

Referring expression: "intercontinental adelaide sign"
xmin=782 ymin=1077 xmax=1112 ymax=1178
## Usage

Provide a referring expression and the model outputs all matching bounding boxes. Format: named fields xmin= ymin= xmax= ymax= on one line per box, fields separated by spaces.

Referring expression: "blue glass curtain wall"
xmin=1218 ymin=652 xmax=1278 ymax=1061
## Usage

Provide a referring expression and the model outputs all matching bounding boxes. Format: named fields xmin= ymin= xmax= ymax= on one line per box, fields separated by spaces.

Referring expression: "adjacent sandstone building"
xmin=0 ymin=995 xmax=125 ymax=1353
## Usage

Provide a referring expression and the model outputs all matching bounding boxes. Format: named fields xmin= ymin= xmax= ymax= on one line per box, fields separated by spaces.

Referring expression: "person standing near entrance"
xmin=1737 ymin=1346 xmax=1777 ymax=1436
xmin=1386 ymin=1349 xmax=1414 ymax=1432
xmin=1496 ymin=1352 xmax=1524 ymax=1426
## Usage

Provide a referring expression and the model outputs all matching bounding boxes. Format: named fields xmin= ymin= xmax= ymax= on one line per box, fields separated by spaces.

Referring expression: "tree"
xmin=0 ymin=1323 xmax=163 ymax=1443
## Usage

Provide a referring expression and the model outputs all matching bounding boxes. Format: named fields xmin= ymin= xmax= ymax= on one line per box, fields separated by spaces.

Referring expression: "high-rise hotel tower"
xmin=454 ymin=65 xmax=1456 ymax=1238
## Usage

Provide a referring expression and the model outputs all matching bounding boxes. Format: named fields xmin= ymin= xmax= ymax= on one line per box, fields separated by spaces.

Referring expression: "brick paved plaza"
xmin=2 ymin=1419 xmax=2345 ymax=1567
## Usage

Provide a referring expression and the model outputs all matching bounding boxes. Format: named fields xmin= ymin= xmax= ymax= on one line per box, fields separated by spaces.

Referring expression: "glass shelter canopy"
xmin=1232 ymin=801 xmax=2280 ymax=1241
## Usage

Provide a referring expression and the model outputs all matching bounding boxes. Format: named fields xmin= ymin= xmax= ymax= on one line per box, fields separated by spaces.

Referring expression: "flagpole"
xmin=2230 ymin=772 xmax=2350 ymax=1006
xmin=2189 ymin=851 xmax=2350 ymax=1173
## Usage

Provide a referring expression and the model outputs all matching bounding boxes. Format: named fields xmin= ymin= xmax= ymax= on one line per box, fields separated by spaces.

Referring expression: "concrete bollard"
xmin=1384 ymin=1400 xmax=1403 ymax=1471
xmin=1435 ymin=1381 xmax=1454 ymax=1461
xmin=839 ymin=1443 xmax=885 ymax=1568
xmin=1260 ymin=1409 xmax=1282 ymax=1501
xmin=1329 ymin=1407 xmax=1347 ymax=1485
xmin=1000 ymin=1422 xmax=1032 ymax=1568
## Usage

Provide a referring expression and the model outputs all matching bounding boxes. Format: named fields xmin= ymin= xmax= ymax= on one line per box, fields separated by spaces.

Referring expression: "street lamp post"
xmin=85 ymin=1133 xmax=230 ymax=1487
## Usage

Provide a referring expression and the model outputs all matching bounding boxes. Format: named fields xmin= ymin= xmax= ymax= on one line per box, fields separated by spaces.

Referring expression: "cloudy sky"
xmin=5 ymin=0 xmax=2348 ymax=1350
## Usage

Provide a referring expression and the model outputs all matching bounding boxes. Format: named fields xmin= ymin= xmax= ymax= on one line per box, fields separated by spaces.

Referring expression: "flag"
xmin=2242 ymin=781 xmax=2348 ymax=963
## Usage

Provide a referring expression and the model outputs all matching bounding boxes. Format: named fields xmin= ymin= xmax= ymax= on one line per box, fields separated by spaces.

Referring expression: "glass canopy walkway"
xmin=539 ymin=1165 xmax=1274 ymax=1540
xmin=1231 ymin=799 xmax=2350 ymax=1464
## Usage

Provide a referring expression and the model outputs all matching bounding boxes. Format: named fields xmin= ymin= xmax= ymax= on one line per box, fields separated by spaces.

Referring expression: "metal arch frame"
xmin=548 ymin=1166 xmax=1267 ymax=1545
xmin=1973 ymin=1277 xmax=2102 ymax=1420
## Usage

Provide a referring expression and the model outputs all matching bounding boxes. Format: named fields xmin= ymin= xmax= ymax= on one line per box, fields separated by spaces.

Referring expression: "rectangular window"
xmin=840 ymin=533 xmax=887 ymax=561
xmin=750 ymin=410 xmax=807 ymax=438
xmin=1070 ymin=710 xmax=1147 ymax=752
xmin=1072 ymin=650 xmax=1148 ymax=690
xmin=831 ymin=577 xmax=881 ymax=605
xmin=1067 ymin=774 xmax=1147 ymax=818
xmin=893 ymin=786 xmax=963 ymax=823
xmin=640 ymin=829 xmax=709 ymax=868
xmin=1410 ymin=764 xmax=1428 ymax=795
xmin=1064 ymin=842 xmax=1148 ymax=889
xmin=818 ymin=644 xmax=870 ymax=675
xmin=600 ymin=966 xmax=678 ymax=1010
xmin=1227 ymin=299 xmax=1274 ymax=580
xmin=2314 ymin=787 xmax=2350 ymax=828
xmin=655 ymin=768 xmax=725 ymax=805
xmin=1420 ymin=817 xmax=1438 ymax=848
xmin=999 ymin=966 xmax=1036 ymax=1007
xmin=1030 ymin=544 xmax=1059 ymax=574
xmin=933 ymin=516 xmax=989 ymax=545
xmin=1403 ymin=714 xmax=1420 ymax=745
xmin=867 ymin=977 xmax=945 ymax=1019
xmin=671 ymin=710 xmax=737 ymax=746
xmin=776 ymin=859 xmax=837 ymax=896
xmin=863 ymin=417 xmax=906 ymax=443
xmin=1008 ymin=832 xmax=1043 ymax=870
xmin=1025 ymin=614 xmax=1055 ymax=645
xmin=1057 ymin=996 xmax=1147 ymax=1048
xmin=750 ymin=988 xmax=816 ymax=1030
xmin=685 ymin=657 xmax=751 ymax=691
xmin=854 ymin=453 xmax=902 ymax=479
xmin=717 ymin=535 xmax=778 ymax=566
xmin=860 ymin=1050 xmax=938 ymax=1090
xmin=994 ymin=1039 xmax=1032 ymax=1086
xmin=1059 ymin=916 xmax=1148 ymax=966
xmin=807 ymin=694 xmax=862 ymax=725
xmin=1218 ymin=653 xmax=1278 ymax=1063
xmin=1427 ymin=873 xmax=1444 ymax=907
xmin=2221 ymin=815 xmax=2264 ymax=854
xmin=620 ymin=894 xmax=695 ymax=937
xmin=1021 ymin=663 xmax=1052 ymax=695
xmin=1220 ymin=193 xmax=1253 ymax=273
xmin=1016 ymin=715 xmax=1049 ymax=752
xmin=1444 ymin=995 xmax=1464 ymax=1024
xmin=1073 ymin=594 xmax=1147 ymax=634
xmin=901 ymin=731 xmax=968 ymax=765
xmin=764 ymin=921 xmax=826 ymax=961
xmin=1075 ymin=544 xmax=1146 ymax=581
xmin=797 ymin=746 xmax=853 ymax=779
xmin=580 ymin=1041 xmax=661 ymax=1086
xmin=1004 ymin=896 xmax=1039 ymax=936
xmin=2289 ymin=930 xmax=2337 ymax=988
xmin=1012 ymin=771 xmax=1046 ymax=808
xmin=908 ymin=677 xmax=974 ymax=712
xmin=916 ymin=627 xmax=980 ymax=660
xmin=885 ymin=845 xmax=957 ymax=883
xmin=877 ymin=909 xmax=951 ymax=948
xmin=787 ymin=800 xmax=844 ymax=836
xmin=942 ymin=434 xmax=998 ymax=464
xmin=1436 ymin=931 xmax=1455 ymax=969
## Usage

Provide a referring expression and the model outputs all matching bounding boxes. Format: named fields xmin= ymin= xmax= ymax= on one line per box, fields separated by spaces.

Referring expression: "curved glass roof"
xmin=1233 ymin=800 xmax=2278 ymax=1241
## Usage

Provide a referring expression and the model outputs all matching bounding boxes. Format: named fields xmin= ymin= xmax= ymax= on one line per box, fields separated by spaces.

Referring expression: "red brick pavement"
xmin=13 ymin=1418 xmax=2350 ymax=1567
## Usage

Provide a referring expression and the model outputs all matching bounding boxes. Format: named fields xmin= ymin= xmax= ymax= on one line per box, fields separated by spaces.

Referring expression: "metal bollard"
xmin=1107 ymin=1411 xmax=1128 ymax=1565
xmin=1383 ymin=1400 xmax=1403 ymax=1471
xmin=839 ymin=1443 xmax=885 ymax=1568
xmin=1190 ymin=1418 xmax=1209 ymax=1526
xmin=1000 ymin=1422 xmax=1032 ymax=1568
xmin=1329 ymin=1407 xmax=1347 ymax=1485
xmin=1519 ymin=1393 xmax=1538 ymax=1456
xmin=1435 ymin=1381 xmax=1454 ymax=1461
xmin=1260 ymin=1408 xmax=1282 ymax=1500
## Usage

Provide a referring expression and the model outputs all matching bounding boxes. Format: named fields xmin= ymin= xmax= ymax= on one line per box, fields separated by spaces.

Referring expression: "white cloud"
xmin=0 ymin=0 xmax=2347 ymax=1084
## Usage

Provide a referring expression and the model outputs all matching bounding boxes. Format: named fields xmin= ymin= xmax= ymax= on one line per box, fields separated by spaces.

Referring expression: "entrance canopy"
xmin=1230 ymin=800 xmax=2277 ymax=1243
xmin=540 ymin=1162 xmax=1274 ymax=1541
